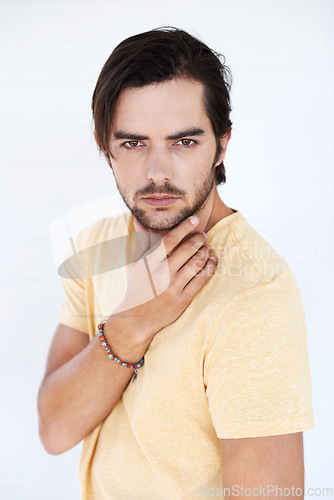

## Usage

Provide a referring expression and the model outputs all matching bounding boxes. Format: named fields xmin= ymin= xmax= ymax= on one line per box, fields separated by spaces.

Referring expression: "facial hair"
xmin=113 ymin=162 xmax=216 ymax=231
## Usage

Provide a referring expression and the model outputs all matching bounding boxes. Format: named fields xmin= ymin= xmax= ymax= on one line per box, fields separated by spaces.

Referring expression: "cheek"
xmin=111 ymin=166 xmax=130 ymax=192
xmin=187 ymin=150 xmax=214 ymax=179
xmin=112 ymin=162 xmax=144 ymax=199
xmin=112 ymin=159 xmax=132 ymax=183
xmin=113 ymin=154 xmax=144 ymax=178
xmin=193 ymin=142 xmax=216 ymax=165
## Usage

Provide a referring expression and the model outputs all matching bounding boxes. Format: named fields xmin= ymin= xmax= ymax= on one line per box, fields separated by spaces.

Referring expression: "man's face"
xmin=108 ymin=77 xmax=226 ymax=231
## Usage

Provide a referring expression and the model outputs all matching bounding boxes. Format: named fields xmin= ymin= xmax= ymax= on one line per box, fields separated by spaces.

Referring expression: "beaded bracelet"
xmin=97 ymin=321 xmax=144 ymax=383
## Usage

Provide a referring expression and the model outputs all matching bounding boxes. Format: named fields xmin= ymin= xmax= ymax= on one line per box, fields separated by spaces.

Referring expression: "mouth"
xmin=141 ymin=196 xmax=180 ymax=206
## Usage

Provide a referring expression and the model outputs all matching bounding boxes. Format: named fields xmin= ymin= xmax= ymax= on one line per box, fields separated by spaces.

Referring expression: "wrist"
xmin=102 ymin=314 xmax=150 ymax=363
xmin=97 ymin=320 xmax=145 ymax=383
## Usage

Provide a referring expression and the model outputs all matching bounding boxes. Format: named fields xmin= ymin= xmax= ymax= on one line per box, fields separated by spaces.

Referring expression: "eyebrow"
xmin=167 ymin=127 xmax=205 ymax=140
xmin=112 ymin=127 xmax=205 ymax=141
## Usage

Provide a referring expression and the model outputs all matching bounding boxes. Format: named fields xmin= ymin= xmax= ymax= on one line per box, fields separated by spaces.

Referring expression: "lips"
xmin=142 ymin=196 xmax=180 ymax=206
xmin=142 ymin=196 xmax=177 ymax=199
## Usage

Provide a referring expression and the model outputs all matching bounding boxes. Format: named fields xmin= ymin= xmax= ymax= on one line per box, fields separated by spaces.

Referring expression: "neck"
xmin=195 ymin=185 xmax=234 ymax=234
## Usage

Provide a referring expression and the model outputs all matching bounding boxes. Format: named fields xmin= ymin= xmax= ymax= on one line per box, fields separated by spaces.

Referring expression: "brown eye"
xmin=177 ymin=139 xmax=196 ymax=147
xmin=122 ymin=140 xmax=144 ymax=150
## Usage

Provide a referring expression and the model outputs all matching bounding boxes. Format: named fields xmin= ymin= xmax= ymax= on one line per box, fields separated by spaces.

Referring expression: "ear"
xmin=214 ymin=130 xmax=232 ymax=167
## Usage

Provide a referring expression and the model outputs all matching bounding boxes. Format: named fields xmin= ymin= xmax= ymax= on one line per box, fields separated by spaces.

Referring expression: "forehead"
xmin=113 ymin=78 xmax=212 ymax=134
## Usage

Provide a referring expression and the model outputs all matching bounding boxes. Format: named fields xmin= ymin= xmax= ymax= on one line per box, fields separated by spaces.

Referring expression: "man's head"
xmin=92 ymin=27 xmax=233 ymax=231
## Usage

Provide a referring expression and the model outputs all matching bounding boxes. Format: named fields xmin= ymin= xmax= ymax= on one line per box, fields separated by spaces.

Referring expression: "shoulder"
xmin=205 ymin=213 xmax=309 ymax=349
xmin=58 ymin=211 xmax=134 ymax=279
xmin=212 ymin=212 xmax=300 ymax=295
xmin=73 ymin=211 xmax=134 ymax=252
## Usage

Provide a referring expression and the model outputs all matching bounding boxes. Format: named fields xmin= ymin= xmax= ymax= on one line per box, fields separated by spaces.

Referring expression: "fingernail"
xmin=189 ymin=216 xmax=199 ymax=226
xmin=209 ymin=256 xmax=218 ymax=264
xmin=200 ymin=231 xmax=208 ymax=240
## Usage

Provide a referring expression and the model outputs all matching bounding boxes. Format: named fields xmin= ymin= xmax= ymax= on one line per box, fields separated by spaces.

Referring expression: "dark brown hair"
xmin=92 ymin=27 xmax=232 ymax=185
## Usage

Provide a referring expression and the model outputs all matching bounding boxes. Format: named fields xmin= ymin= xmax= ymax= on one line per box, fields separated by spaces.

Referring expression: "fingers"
xmin=161 ymin=216 xmax=200 ymax=257
xmin=181 ymin=255 xmax=218 ymax=297
xmin=174 ymin=244 xmax=217 ymax=290
xmin=167 ymin=233 xmax=209 ymax=272
xmin=131 ymin=215 xmax=217 ymax=305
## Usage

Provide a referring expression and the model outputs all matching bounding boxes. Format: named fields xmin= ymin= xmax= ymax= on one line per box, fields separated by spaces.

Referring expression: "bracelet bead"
xmin=96 ymin=321 xmax=144 ymax=383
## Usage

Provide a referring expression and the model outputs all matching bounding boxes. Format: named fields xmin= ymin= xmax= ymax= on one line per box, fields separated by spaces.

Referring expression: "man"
xmin=38 ymin=27 xmax=314 ymax=499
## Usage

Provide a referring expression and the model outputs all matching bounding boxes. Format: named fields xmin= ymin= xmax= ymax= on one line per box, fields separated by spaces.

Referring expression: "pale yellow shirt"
xmin=58 ymin=210 xmax=314 ymax=499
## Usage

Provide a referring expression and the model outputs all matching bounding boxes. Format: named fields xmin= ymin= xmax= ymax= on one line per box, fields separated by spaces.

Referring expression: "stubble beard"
xmin=114 ymin=164 xmax=216 ymax=231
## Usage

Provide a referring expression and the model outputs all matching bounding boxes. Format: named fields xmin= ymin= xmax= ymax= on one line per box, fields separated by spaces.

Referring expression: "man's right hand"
xmin=103 ymin=215 xmax=218 ymax=362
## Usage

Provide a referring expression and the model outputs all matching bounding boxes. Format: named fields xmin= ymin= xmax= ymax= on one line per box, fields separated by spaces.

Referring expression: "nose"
xmin=146 ymin=146 xmax=173 ymax=183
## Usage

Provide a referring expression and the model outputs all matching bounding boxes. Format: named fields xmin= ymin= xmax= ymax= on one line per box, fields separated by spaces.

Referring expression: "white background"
xmin=1 ymin=0 xmax=333 ymax=498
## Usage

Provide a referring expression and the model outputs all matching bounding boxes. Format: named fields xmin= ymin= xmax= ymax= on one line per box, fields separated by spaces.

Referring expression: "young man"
xmin=38 ymin=28 xmax=314 ymax=499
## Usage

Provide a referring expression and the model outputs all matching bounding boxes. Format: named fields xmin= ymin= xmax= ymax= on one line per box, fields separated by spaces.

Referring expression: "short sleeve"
xmin=57 ymin=236 xmax=91 ymax=335
xmin=204 ymin=281 xmax=315 ymax=439
xmin=58 ymin=274 xmax=90 ymax=335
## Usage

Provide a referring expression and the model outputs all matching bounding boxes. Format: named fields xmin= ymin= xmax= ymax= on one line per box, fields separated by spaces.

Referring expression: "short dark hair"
xmin=92 ymin=26 xmax=232 ymax=185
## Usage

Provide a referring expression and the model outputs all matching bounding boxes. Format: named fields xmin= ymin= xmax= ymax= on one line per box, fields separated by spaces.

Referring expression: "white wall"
xmin=1 ymin=0 xmax=333 ymax=498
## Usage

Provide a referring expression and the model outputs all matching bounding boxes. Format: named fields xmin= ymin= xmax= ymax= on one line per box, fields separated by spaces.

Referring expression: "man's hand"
xmin=103 ymin=215 xmax=218 ymax=362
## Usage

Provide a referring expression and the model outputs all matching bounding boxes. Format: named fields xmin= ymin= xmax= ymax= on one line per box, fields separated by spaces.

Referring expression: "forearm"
xmin=38 ymin=328 xmax=145 ymax=455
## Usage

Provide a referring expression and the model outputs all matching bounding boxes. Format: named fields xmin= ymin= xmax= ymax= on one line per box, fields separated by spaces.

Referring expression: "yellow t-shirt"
xmin=58 ymin=209 xmax=315 ymax=500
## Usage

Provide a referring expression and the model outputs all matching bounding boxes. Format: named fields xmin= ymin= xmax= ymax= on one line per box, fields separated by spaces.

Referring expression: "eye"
xmin=175 ymin=138 xmax=197 ymax=147
xmin=121 ymin=140 xmax=144 ymax=149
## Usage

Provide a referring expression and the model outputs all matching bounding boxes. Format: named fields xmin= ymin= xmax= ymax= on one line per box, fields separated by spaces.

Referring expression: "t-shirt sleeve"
xmin=58 ymin=273 xmax=90 ymax=335
xmin=203 ymin=280 xmax=315 ymax=439
xmin=57 ymin=235 xmax=91 ymax=335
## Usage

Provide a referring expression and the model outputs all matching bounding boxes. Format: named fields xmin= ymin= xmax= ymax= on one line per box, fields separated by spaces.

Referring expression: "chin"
xmin=131 ymin=207 xmax=193 ymax=231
